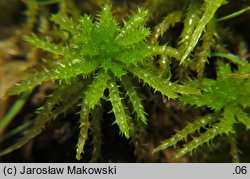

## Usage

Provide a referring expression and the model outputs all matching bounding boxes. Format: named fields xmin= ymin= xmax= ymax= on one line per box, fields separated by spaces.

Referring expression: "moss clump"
xmin=1 ymin=0 xmax=250 ymax=162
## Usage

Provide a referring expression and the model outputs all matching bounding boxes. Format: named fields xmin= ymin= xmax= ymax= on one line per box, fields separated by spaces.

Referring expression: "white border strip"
xmin=0 ymin=163 xmax=249 ymax=179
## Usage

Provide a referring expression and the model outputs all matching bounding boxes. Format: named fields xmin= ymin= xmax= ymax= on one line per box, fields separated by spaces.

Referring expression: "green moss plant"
xmin=1 ymin=0 xmax=250 ymax=162
xmin=155 ymin=61 xmax=250 ymax=159
xmin=0 ymin=4 xmax=199 ymax=160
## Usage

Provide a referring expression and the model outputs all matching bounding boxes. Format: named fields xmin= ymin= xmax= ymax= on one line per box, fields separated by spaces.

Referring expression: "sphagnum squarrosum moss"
xmin=0 ymin=5 xmax=199 ymax=160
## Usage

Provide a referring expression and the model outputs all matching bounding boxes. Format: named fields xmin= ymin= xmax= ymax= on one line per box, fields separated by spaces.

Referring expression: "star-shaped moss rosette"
xmin=1 ymin=5 xmax=199 ymax=160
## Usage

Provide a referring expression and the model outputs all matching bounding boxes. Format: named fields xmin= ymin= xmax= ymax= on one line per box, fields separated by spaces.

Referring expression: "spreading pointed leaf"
xmin=84 ymin=71 xmax=110 ymax=109
xmin=108 ymin=80 xmax=132 ymax=138
xmin=122 ymin=76 xmax=147 ymax=124
xmin=76 ymin=104 xmax=90 ymax=160
xmin=129 ymin=66 xmax=200 ymax=99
